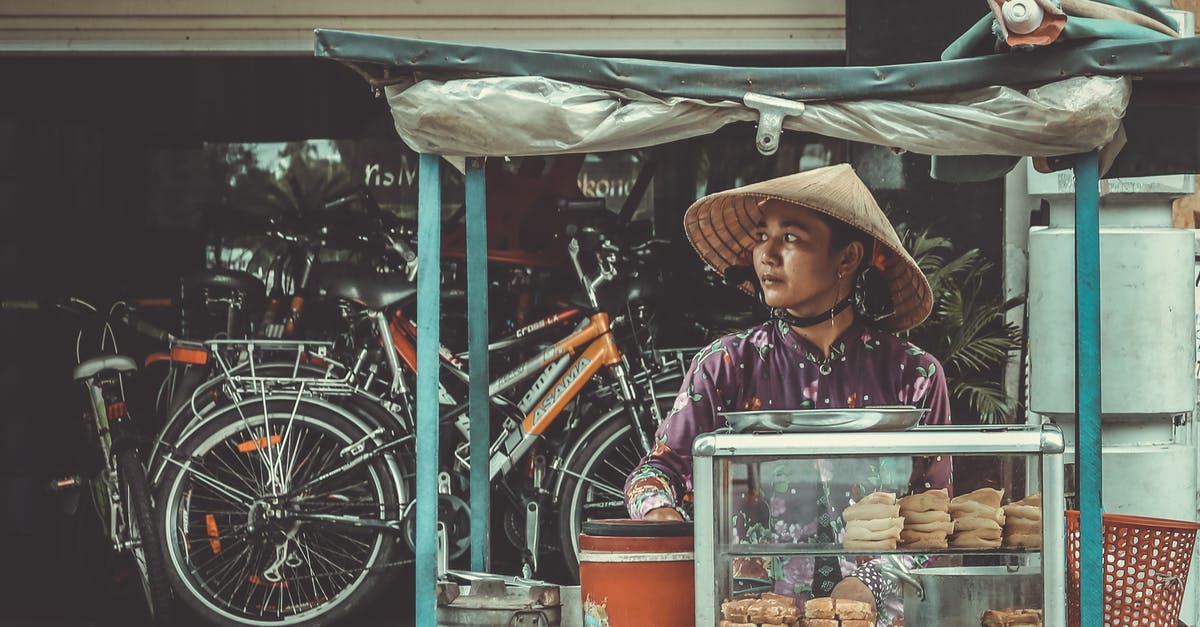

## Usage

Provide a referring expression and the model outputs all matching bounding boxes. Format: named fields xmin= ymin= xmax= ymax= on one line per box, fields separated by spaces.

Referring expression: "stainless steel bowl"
xmin=889 ymin=564 xmax=1042 ymax=627
xmin=721 ymin=406 xmax=926 ymax=433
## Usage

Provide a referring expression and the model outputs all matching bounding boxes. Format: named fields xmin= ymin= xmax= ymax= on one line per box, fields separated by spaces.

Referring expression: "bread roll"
xmin=954 ymin=517 xmax=1003 ymax=533
xmin=846 ymin=523 xmax=903 ymax=542
xmin=900 ymin=529 xmax=949 ymax=543
xmin=835 ymin=599 xmax=875 ymax=620
xmin=906 ymin=520 xmax=955 ymax=534
xmin=858 ymin=491 xmax=897 ymax=505
xmin=719 ymin=622 xmax=756 ymax=627
xmin=1004 ymin=518 xmax=1041 ymax=535
xmin=981 ymin=608 xmax=1043 ymax=626
xmin=804 ymin=597 xmax=835 ymax=619
xmin=847 ymin=517 xmax=905 ymax=532
xmin=899 ymin=488 xmax=949 ymax=512
xmin=748 ymin=602 xmax=792 ymax=624
xmin=1003 ymin=533 xmax=1042 ymax=548
xmin=1010 ymin=493 xmax=1041 ymax=507
xmin=950 ymin=530 xmax=1003 ymax=548
xmin=901 ymin=535 xmax=950 ymax=550
xmin=806 ymin=620 xmax=839 ymax=627
xmin=1003 ymin=505 xmax=1041 ymax=521
xmin=722 ymin=599 xmax=753 ymax=622
xmin=949 ymin=501 xmax=1006 ymax=523
xmin=903 ymin=510 xmax=952 ymax=524
xmin=760 ymin=592 xmax=796 ymax=608
xmin=842 ymin=503 xmax=902 ymax=521
xmin=952 ymin=487 xmax=1005 ymax=509
xmin=843 ymin=538 xmax=897 ymax=551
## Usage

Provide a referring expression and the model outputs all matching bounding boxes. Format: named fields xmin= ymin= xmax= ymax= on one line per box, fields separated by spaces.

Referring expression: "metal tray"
xmin=722 ymin=406 xmax=926 ymax=433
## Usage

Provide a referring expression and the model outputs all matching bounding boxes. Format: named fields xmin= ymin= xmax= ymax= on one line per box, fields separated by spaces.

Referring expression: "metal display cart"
xmin=312 ymin=23 xmax=1200 ymax=627
xmin=693 ymin=424 xmax=1066 ymax=626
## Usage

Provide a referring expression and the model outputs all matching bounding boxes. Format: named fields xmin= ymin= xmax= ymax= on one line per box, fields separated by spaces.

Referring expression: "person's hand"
xmin=643 ymin=506 xmax=684 ymax=521
xmin=829 ymin=576 xmax=878 ymax=612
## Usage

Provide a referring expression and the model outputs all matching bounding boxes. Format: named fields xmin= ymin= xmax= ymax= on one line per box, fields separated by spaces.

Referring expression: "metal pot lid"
xmin=721 ymin=406 xmax=926 ymax=433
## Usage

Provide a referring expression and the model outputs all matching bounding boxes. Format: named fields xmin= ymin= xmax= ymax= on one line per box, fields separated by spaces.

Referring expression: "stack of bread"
xmin=949 ymin=487 xmax=1006 ymax=549
xmin=719 ymin=592 xmax=801 ymax=627
xmin=803 ymin=597 xmax=877 ymax=626
xmin=898 ymin=488 xmax=952 ymax=550
xmin=1002 ymin=493 xmax=1042 ymax=548
xmin=842 ymin=491 xmax=903 ymax=551
xmin=981 ymin=607 xmax=1043 ymax=626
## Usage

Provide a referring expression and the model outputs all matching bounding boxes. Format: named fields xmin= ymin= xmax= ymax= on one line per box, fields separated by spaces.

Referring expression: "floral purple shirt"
xmin=624 ymin=319 xmax=952 ymax=625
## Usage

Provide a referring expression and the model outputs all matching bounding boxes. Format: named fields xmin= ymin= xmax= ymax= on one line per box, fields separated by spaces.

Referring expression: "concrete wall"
xmin=0 ymin=0 xmax=845 ymax=54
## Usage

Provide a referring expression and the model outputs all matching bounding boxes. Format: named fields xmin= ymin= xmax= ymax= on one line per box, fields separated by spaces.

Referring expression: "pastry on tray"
xmin=1002 ymin=493 xmax=1042 ymax=549
xmin=899 ymin=488 xmax=951 ymax=550
xmin=843 ymin=492 xmax=903 ymax=551
xmin=720 ymin=592 xmax=801 ymax=626
xmin=981 ymin=607 xmax=1044 ymax=626
xmin=802 ymin=597 xmax=878 ymax=626
xmin=950 ymin=487 xmax=1006 ymax=549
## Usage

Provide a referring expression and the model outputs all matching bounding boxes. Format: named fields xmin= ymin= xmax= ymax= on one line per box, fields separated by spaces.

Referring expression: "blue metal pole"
xmin=1074 ymin=151 xmax=1104 ymax=626
xmin=465 ymin=157 xmax=491 ymax=572
xmin=415 ymin=153 xmax=442 ymax=627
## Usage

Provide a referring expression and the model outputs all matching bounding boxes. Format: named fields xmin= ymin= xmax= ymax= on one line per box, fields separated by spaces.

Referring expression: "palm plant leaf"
xmin=902 ymin=226 xmax=1023 ymax=424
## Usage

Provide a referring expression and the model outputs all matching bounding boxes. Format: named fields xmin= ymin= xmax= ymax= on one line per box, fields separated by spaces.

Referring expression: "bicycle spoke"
xmin=271 ymin=384 xmax=307 ymax=492
xmin=168 ymin=456 xmax=256 ymax=506
xmin=214 ymin=437 xmax=268 ymax=497
xmin=562 ymin=467 xmax=625 ymax=499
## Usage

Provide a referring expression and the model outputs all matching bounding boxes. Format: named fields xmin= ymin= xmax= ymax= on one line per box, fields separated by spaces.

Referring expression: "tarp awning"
xmin=314 ymin=29 xmax=1200 ymax=161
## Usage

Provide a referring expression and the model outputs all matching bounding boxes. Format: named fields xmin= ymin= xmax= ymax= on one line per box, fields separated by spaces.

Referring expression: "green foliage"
xmin=898 ymin=226 xmax=1023 ymax=424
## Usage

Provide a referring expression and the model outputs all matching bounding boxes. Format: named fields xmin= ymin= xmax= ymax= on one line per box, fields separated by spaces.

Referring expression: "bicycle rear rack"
xmin=205 ymin=339 xmax=359 ymax=398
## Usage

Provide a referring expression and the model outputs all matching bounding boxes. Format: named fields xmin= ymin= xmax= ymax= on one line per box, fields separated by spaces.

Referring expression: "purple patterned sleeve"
xmin=848 ymin=562 xmax=897 ymax=611
xmin=625 ymin=339 xmax=733 ymax=518
xmin=907 ymin=351 xmax=953 ymax=494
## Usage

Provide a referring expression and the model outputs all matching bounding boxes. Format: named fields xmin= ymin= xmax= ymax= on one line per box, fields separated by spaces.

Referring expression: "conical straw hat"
xmin=683 ymin=163 xmax=933 ymax=332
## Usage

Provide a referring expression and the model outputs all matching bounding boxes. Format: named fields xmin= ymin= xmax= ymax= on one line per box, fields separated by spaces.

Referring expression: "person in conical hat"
xmin=624 ymin=164 xmax=952 ymax=626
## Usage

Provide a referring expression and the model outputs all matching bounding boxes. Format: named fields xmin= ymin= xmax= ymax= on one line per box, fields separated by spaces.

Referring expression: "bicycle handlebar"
xmin=1 ymin=297 xmax=176 ymax=343
xmin=0 ymin=299 xmax=39 ymax=312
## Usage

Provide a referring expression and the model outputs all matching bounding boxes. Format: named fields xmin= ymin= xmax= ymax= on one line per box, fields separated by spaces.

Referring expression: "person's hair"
xmin=814 ymin=211 xmax=873 ymax=274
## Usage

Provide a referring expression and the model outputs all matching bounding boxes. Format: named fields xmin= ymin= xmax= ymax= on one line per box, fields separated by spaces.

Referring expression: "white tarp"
xmin=384 ymin=75 xmax=1130 ymax=158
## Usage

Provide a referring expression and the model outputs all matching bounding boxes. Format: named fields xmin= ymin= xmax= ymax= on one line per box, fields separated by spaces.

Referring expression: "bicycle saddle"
xmin=73 ymin=354 xmax=138 ymax=381
xmin=570 ymin=275 xmax=661 ymax=312
xmin=184 ymin=269 xmax=266 ymax=297
xmin=308 ymin=262 xmax=416 ymax=309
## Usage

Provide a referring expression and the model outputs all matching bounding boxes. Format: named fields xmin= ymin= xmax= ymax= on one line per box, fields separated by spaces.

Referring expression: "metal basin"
xmin=722 ymin=406 xmax=926 ymax=433
xmin=895 ymin=565 xmax=1042 ymax=627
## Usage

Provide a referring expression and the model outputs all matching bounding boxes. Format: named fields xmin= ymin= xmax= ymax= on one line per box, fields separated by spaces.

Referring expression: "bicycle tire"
xmin=156 ymin=398 xmax=404 ymax=627
xmin=115 ymin=445 xmax=175 ymax=626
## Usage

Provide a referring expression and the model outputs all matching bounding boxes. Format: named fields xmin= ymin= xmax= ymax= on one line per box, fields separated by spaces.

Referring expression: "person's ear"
xmin=840 ymin=241 xmax=864 ymax=276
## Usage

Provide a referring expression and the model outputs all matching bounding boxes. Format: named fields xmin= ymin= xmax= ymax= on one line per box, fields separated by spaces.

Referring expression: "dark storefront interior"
xmin=0 ymin=5 xmax=1018 ymax=624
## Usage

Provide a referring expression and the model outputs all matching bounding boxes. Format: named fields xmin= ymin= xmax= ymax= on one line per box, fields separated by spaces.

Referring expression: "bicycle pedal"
xmin=47 ymin=475 xmax=84 ymax=492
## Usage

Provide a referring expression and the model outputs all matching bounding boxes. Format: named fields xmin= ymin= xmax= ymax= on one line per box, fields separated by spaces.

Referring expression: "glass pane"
xmin=706 ymin=453 xmax=1044 ymax=626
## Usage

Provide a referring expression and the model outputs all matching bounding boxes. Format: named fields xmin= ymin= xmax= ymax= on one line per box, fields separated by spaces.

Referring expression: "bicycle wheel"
xmin=555 ymin=410 xmax=658 ymax=582
xmin=156 ymin=397 xmax=404 ymax=627
xmin=114 ymin=446 xmax=175 ymax=625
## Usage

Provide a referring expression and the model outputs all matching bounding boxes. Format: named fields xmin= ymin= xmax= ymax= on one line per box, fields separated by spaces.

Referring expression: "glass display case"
xmin=693 ymin=424 xmax=1066 ymax=627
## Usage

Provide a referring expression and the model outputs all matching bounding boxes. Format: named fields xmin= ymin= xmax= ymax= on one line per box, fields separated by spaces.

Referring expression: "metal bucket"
xmin=437 ymin=579 xmax=562 ymax=627
xmin=891 ymin=565 xmax=1042 ymax=627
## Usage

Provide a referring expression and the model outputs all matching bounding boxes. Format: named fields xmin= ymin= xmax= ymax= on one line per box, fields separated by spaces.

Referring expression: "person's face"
xmin=751 ymin=201 xmax=861 ymax=316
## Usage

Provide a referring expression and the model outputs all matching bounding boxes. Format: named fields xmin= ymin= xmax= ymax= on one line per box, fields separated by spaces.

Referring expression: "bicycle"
xmin=149 ymin=204 xmax=692 ymax=626
xmin=4 ymin=297 xmax=176 ymax=625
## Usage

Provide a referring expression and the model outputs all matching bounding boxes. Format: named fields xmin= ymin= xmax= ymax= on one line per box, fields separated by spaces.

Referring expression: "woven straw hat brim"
xmin=683 ymin=164 xmax=933 ymax=332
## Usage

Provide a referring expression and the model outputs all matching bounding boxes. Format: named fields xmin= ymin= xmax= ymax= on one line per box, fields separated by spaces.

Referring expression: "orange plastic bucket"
xmin=579 ymin=519 xmax=695 ymax=627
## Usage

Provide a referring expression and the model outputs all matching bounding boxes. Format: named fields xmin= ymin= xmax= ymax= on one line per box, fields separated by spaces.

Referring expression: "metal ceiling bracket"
xmin=743 ymin=93 xmax=806 ymax=156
